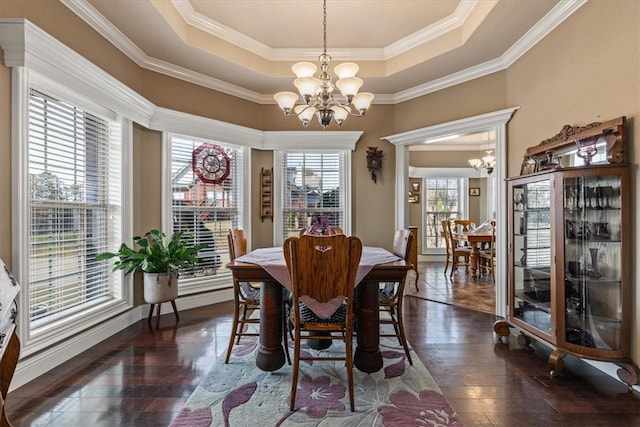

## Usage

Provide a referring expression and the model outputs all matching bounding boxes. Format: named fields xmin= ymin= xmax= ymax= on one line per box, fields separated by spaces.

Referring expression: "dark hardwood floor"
xmin=6 ymin=264 xmax=640 ymax=426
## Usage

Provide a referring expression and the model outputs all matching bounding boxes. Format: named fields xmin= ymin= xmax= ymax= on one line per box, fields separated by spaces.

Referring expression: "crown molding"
xmin=60 ymin=0 xmax=586 ymax=105
xmin=149 ymin=108 xmax=264 ymax=147
xmin=172 ymin=0 xmax=476 ymax=62
xmin=409 ymin=142 xmax=494 ymax=152
xmin=383 ymin=107 xmax=519 ymax=146
xmin=0 ymin=18 xmax=155 ymax=126
xmin=393 ymin=0 xmax=587 ymax=103
xmin=262 ymin=131 xmax=362 ymax=151
xmin=384 ymin=0 xmax=476 ymax=59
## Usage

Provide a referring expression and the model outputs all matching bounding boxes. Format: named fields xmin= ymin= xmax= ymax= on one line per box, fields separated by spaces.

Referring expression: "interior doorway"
xmin=382 ymin=107 xmax=519 ymax=317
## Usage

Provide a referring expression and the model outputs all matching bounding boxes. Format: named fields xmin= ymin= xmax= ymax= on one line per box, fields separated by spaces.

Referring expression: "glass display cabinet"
xmin=494 ymin=116 xmax=637 ymax=387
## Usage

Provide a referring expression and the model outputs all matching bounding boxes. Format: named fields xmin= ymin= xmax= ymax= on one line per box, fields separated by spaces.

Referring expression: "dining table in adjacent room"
xmin=451 ymin=229 xmax=494 ymax=279
xmin=226 ymin=245 xmax=412 ymax=374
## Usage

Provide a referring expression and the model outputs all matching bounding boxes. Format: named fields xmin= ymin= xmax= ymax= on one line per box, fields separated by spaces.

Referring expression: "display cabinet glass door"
xmin=563 ymin=174 xmax=622 ymax=351
xmin=512 ymin=179 xmax=552 ymax=336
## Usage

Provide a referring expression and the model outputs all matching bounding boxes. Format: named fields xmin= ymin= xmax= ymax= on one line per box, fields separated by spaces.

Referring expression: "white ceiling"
xmin=61 ymin=0 xmax=585 ymax=105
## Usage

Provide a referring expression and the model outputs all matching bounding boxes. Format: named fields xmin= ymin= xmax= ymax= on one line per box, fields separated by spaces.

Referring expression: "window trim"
xmin=162 ymin=132 xmax=251 ymax=296
xmin=420 ymin=176 xmax=469 ymax=254
xmin=273 ymin=149 xmax=352 ymax=245
xmin=12 ymin=68 xmax=135 ymax=357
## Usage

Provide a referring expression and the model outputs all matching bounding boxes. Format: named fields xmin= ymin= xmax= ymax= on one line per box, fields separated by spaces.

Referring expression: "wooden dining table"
xmin=451 ymin=230 xmax=493 ymax=279
xmin=226 ymin=246 xmax=411 ymax=374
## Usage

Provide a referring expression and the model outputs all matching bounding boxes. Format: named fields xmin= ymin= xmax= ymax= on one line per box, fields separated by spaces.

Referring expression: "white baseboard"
xmin=10 ymin=288 xmax=234 ymax=391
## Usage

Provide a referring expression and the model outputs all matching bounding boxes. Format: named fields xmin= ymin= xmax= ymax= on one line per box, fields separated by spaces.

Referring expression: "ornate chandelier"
xmin=273 ymin=0 xmax=374 ymax=128
xmin=468 ymin=150 xmax=496 ymax=174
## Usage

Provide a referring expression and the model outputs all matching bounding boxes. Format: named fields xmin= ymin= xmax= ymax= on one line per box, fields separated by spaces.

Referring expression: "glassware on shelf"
xmin=565 ymin=186 xmax=578 ymax=210
xmin=599 ymin=186 xmax=613 ymax=208
xmin=593 ymin=222 xmax=609 ymax=239
xmin=567 ymin=261 xmax=581 ymax=277
xmin=513 ymin=192 xmax=523 ymax=211
xmin=575 ymin=136 xmax=599 ymax=165
xmin=586 ymin=247 xmax=603 ymax=279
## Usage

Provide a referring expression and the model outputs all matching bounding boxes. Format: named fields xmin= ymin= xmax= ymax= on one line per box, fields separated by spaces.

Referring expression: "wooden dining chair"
xmin=379 ymin=229 xmax=413 ymax=364
xmin=283 ymin=234 xmax=362 ymax=412
xmin=442 ymin=220 xmax=471 ymax=278
xmin=478 ymin=220 xmax=497 ymax=284
xmin=224 ymin=229 xmax=261 ymax=363
xmin=225 ymin=229 xmax=293 ymax=365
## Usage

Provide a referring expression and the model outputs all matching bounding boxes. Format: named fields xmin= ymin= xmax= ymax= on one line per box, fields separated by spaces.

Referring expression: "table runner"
xmin=234 ymin=246 xmax=402 ymax=318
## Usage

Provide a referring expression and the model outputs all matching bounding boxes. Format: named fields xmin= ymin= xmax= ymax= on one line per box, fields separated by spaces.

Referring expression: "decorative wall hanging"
xmin=366 ymin=147 xmax=383 ymax=183
xmin=192 ymin=143 xmax=230 ymax=184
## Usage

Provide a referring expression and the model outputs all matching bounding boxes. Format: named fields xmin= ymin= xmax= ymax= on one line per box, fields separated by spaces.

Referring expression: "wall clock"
xmin=366 ymin=146 xmax=383 ymax=183
xmin=192 ymin=143 xmax=230 ymax=184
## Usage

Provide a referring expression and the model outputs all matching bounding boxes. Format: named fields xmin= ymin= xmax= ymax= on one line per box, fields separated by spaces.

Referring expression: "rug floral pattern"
xmin=171 ymin=331 xmax=463 ymax=426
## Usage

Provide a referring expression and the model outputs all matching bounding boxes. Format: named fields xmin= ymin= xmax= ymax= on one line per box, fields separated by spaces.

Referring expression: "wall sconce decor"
xmin=411 ymin=182 xmax=420 ymax=192
xmin=366 ymin=147 xmax=383 ymax=183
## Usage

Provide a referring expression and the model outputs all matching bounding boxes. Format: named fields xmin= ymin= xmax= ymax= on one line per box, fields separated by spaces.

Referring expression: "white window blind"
xmin=279 ymin=152 xmax=344 ymax=241
xmin=28 ymin=89 xmax=122 ymax=325
xmin=170 ymin=135 xmax=243 ymax=280
xmin=424 ymin=178 xmax=464 ymax=249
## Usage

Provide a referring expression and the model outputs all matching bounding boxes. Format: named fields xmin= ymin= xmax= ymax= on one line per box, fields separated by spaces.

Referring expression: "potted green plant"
xmin=96 ymin=229 xmax=208 ymax=304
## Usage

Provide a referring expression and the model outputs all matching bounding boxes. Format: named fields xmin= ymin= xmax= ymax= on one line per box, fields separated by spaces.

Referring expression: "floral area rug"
xmin=170 ymin=324 xmax=464 ymax=426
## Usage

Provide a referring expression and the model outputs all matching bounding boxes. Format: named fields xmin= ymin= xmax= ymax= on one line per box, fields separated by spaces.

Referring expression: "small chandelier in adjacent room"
xmin=468 ymin=150 xmax=496 ymax=174
xmin=273 ymin=0 xmax=374 ymax=128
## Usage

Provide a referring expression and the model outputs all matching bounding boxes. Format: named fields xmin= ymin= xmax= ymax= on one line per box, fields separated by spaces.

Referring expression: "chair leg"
xmin=345 ymin=330 xmax=355 ymax=412
xmin=225 ymin=299 xmax=242 ymax=364
xmin=443 ymin=254 xmax=450 ymax=275
xmin=395 ymin=310 xmax=412 ymax=365
xmin=289 ymin=332 xmax=300 ymax=411
xmin=450 ymin=256 xmax=457 ymax=278
xmin=237 ymin=304 xmax=248 ymax=344
xmin=282 ymin=302 xmax=291 ymax=365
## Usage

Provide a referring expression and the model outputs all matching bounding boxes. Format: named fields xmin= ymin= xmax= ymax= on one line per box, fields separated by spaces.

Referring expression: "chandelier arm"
xmin=272 ymin=0 xmax=374 ymax=128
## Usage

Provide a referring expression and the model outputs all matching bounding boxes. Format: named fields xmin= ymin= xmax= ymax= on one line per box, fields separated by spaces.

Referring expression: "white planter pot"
xmin=143 ymin=272 xmax=178 ymax=304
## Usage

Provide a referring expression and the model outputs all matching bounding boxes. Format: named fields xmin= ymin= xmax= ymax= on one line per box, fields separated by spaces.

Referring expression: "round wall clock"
xmin=192 ymin=143 xmax=230 ymax=184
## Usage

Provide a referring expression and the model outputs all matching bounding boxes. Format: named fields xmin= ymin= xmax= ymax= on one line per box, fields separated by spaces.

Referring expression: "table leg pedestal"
xmin=256 ymin=281 xmax=286 ymax=371
xmin=469 ymin=242 xmax=479 ymax=279
xmin=354 ymin=281 xmax=383 ymax=373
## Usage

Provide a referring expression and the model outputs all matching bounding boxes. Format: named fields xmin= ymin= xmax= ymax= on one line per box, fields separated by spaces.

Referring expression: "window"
xmin=277 ymin=152 xmax=346 ymax=242
xmin=423 ymin=178 xmax=465 ymax=249
xmin=169 ymin=134 xmax=244 ymax=288
xmin=27 ymin=88 xmax=123 ymax=328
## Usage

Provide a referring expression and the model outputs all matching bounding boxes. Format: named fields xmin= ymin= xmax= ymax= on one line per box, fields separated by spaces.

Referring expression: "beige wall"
xmin=503 ymin=0 xmax=640 ymax=361
xmin=1 ymin=0 xmax=640 ymax=360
